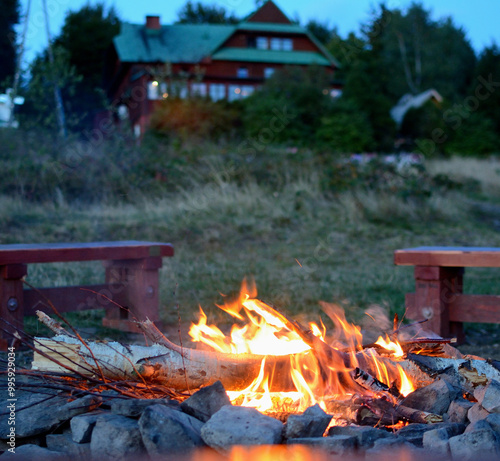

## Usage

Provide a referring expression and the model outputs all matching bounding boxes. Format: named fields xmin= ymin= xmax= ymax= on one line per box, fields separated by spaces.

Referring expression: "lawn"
xmin=1 ymin=138 xmax=500 ymax=348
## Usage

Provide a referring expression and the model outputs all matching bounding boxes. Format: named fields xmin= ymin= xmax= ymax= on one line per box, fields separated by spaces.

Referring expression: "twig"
xmin=25 ymin=280 xmax=109 ymax=384
xmin=390 ymin=318 xmax=429 ymax=338
xmin=36 ymin=310 xmax=75 ymax=338
xmin=173 ymin=282 xmax=190 ymax=394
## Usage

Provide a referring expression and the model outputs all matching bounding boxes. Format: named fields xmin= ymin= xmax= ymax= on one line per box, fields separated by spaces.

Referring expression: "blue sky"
xmin=19 ymin=0 xmax=500 ymax=67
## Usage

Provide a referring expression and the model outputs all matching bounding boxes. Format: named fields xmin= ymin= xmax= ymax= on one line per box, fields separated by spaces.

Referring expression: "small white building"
xmin=0 ymin=89 xmax=25 ymax=128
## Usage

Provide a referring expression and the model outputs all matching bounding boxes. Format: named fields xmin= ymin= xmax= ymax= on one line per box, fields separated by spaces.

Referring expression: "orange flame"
xmin=188 ymin=280 xmax=416 ymax=413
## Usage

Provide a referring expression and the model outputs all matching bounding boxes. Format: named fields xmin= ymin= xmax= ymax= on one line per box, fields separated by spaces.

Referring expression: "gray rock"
xmin=422 ymin=423 xmax=465 ymax=455
xmin=70 ymin=411 xmax=106 ymax=443
xmin=396 ymin=423 xmax=445 ymax=447
xmin=485 ymin=413 xmax=500 ymax=433
xmin=0 ymin=444 xmax=65 ymax=460
xmin=401 ymin=378 xmax=460 ymax=415
xmin=45 ymin=433 xmax=91 ymax=458
xmin=287 ymin=435 xmax=357 ymax=455
xmin=328 ymin=425 xmax=393 ymax=448
xmin=201 ymin=405 xmax=283 ymax=451
xmin=111 ymin=397 xmax=179 ymax=417
xmin=90 ymin=413 xmax=145 ymax=460
xmin=449 ymin=428 xmax=500 ymax=461
xmin=447 ymin=398 xmax=473 ymax=424
xmin=0 ymin=393 xmax=101 ymax=439
xmin=180 ymin=381 xmax=231 ymax=422
xmin=464 ymin=419 xmax=492 ymax=433
xmin=139 ymin=404 xmax=204 ymax=455
xmin=474 ymin=380 xmax=500 ymax=413
xmin=365 ymin=436 xmax=416 ymax=456
xmin=285 ymin=404 xmax=332 ymax=439
xmin=468 ymin=402 xmax=490 ymax=423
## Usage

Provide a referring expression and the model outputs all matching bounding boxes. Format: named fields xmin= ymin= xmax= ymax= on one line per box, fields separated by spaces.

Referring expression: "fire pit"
xmin=2 ymin=279 xmax=500 ymax=460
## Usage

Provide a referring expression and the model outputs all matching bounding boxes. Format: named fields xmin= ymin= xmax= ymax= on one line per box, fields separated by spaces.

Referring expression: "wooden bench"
xmin=0 ymin=241 xmax=174 ymax=349
xmin=394 ymin=246 xmax=500 ymax=343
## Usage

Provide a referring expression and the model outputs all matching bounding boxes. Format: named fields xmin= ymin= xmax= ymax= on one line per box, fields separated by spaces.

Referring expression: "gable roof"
xmin=112 ymin=1 xmax=339 ymax=67
xmin=245 ymin=1 xmax=291 ymax=24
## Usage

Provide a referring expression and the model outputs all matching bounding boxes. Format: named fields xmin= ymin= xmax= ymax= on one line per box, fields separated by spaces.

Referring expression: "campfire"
xmin=187 ymin=278 xmax=416 ymax=416
xmin=7 ymin=278 xmax=500 ymax=459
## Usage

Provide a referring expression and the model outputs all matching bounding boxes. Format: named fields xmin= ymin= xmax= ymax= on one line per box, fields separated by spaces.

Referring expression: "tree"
xmin=176 ymin=1 xmax=238 ymax=24
xmin=19 ymin=46 xmax=82 ymax=131
xmin=0 ymin=0 xmax=20 ymax=89
xmin=473 ymin=44 xmax=500 ymax=133
xmin=54 ymin=3 xmax=120 ymax=130
xmin=242 ymin=66 xmax=334 ymax=145
xmin=305 ymin=20 xmax=333 ymax=45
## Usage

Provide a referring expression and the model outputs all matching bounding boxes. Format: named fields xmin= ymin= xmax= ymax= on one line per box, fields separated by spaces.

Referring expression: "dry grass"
xmin=5 ymin=163 xmax=500 ymax=343
xmin=427 ymin=156 xmax=500 ymax=197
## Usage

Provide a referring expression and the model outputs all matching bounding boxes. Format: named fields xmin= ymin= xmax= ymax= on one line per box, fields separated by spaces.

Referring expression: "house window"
xmin=282 ymin=38 xmax=293 ymax=51
xmin=228 ymin=84 xmax=254 ymax=102
xmin=270 ymin=38 xmax=293 ymax=51
xmin=191 ymin=82 xmax=207 ymax=97
xmin=264 ymin=67 xmax=275 ymax=79
xmin=209 ymin=83 xmax=226 ymax=101
xmin=241 ymin=85 xmax=254 ymax=97
xmin=247 ymin=36 xmax=256 ymax=48
xmin=237 ymin=67 xmax=249 ymax=78
xmin=256 ymin=37 xmax=268 ymax=50
xmin=147 ymin=80 xmax=159 ymax=100
xmin=147 ymin=81 xmax=168 ymax=100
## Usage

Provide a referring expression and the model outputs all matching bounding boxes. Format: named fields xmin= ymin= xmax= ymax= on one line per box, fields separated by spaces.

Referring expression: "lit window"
xmin=191 ymin=83 xmax=207 ymax=97
xmin=228 ymin=84 xmax=254 ymax=101
xmin=147 ymin=81 xmax=159 ymax=100
xmin=241 ymin=85 xmax=254 ymax=97
xmin=209 ymin=83 xmax=226 ymax=101
xmin=264 ymin=67 xmax=275 ymax=79
xmin=237 ymin=67 xmax=249 ymax=78
xmin=256 ymin=37 xmax=268 ymax=50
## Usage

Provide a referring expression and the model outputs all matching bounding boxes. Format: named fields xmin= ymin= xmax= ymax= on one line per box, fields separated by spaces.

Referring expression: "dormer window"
xmin=237 ymin=67 xmax=249 ymax=78
xmin=256 ymin=37 xmax=268 ymax=50
xmin=270 ymin=38 xmax=293 ymax=51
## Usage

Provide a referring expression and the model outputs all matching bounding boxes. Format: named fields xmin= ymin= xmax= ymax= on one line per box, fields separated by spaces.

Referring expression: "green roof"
xmin=113 ymin=20 xmax=339 ymax=68
xmin=114 ymin=23 xmax=234 ymax=63
xmin=212 ymin=47 xmax=332 ymax=66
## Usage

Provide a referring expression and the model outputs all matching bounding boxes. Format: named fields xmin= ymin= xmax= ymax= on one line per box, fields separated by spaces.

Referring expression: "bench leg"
xmin=406 ymin=266 xmax=465 ymax=343
xmin=0 ymin=264 xmax=27 ymax=351
xmin=102 ymin=257 xmax=163 ymax=333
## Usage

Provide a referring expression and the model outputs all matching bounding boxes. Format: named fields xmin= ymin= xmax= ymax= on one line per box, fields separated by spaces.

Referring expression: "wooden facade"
xmin=105 ymin=1 xmax=339 ymax=136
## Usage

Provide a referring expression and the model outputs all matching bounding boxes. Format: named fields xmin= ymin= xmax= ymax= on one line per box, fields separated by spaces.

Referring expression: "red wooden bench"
xmin=0 ymin=241 xmax=174 ymax=349
xmin=394 ymin=246 xmax=500 ymax=343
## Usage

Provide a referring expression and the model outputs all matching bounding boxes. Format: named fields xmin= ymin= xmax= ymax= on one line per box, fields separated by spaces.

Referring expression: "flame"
xmin=375 ymin=335 xmax=405 ymax=358
xmin=188 ymin=280 xmax=417 ymax=414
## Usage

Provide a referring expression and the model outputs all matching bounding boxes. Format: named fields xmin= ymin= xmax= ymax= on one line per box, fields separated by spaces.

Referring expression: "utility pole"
xmin=42 ymin=0 xmax=67 ymax=137
xmin=8 ymin=0 xmax=31 ymax=128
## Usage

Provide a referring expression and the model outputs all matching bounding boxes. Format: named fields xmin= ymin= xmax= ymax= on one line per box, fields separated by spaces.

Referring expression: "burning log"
xmin=357 ymin=397 xmax=443 ymax=426
xmin=31 ymin=335 xmax=303 ymax=391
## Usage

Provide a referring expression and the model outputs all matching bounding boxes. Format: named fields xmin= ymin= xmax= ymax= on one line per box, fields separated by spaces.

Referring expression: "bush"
xmin=149 ymin=97 xmax=242 ymax=142
xmin=315 ymin=99 xmax=374 ymax=153
xmin=242 ymin=66 xmax=333 ymax=145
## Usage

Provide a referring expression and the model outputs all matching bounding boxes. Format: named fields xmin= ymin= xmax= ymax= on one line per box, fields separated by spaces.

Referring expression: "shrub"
xmin=315 ymin=99 xmax=375 ymax=153
xmin=149 ymin=97 xmax=242 ymax=142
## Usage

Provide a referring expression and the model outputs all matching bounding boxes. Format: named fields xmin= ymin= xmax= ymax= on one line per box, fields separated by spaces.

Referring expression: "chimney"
xmin=146 ymin=16 xmax=161 ymax=30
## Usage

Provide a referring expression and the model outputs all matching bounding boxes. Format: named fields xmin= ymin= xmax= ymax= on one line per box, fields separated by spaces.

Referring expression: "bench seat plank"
xmin=0 ymin=241 xmax=174 ymax=264
xmin=395 ymin=246 xmax=500 ymax=267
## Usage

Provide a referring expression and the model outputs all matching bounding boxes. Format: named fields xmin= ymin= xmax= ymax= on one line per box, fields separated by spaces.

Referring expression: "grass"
xmin=4 ymin=149 xmax=500 ymax=343
xmin=427 ymin=156 xmax=500 ymax=198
